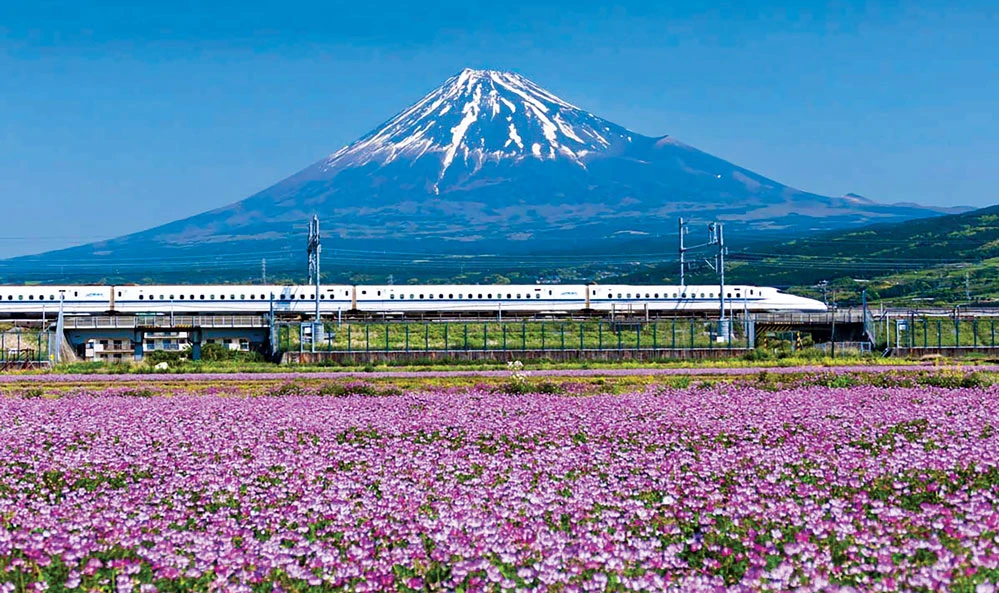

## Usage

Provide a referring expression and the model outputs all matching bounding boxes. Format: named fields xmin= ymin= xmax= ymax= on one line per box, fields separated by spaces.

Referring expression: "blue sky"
xmin=1 ymin=0 xmax=996 ymax=258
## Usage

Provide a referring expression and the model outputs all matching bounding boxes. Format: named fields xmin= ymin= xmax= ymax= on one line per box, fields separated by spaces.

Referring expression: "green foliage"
xmin=199 ymin=343 xmax=264 ymax=362
xmin=316 ymin=382 xmax=401 ymax=397
xmin=145 ymin=350 xmax=184 ymax=364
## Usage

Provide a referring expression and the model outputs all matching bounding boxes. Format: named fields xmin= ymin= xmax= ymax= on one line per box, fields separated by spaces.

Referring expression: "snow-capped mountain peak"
xmin=322 ymin=68 xmax=636 ymax=191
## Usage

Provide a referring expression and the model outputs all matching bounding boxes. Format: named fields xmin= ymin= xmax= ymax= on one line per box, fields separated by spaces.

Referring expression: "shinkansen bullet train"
xmin=0 ymin=284 xmax=826 ymax=318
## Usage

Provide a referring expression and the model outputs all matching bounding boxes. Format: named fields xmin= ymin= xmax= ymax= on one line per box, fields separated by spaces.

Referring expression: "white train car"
xmin=0 ymin=282 xmax=827 ymax=318
xmin=112 ymin=285 xmax=354 ymax=315
xmin=587 ymin=285 xmax=826 ymax=313
xmin=0 ymin=285 xmax=111 ymax=316
xmin=354 ymin=284 xmax=588 ymax=314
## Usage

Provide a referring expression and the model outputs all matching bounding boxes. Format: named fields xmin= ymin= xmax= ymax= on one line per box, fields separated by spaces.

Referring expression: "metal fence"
xmin=890 ymin=316 xmax=999 ymax=349
xmin=1 ymin=330 xmax=52 ymax=367
xmin=276 ymin=319 xmax=754 ymax=354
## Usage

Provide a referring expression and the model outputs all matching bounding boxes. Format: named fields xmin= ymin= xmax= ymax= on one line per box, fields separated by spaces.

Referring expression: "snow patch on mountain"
xmin=321 ymin=68 xmax=635 ymax=191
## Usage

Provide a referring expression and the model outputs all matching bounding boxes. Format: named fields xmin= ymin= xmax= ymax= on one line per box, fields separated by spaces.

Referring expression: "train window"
xmin=29 ymin=295 xmax=34 ymax=300
xmin=438 ymin=294 xmax=443 ymax=299
xmin=507 ymin=294 xmax=512 ymax=299
xmin=681 ymin=293 xmax=686 ymax=298
xmin=626 ymin=293 xmax=631 ymax=299
xmin=231 ymin=295 xmax=236 ymax=300
xmin=220 ymin=295 xmax=225 ymax=300
xmin=700 ymin=293 xmax=705 ymax=298
xmin=390 ymin=294 xmax=395 ymax=300
xmin=139 ymin=295 xmax=144 ymax=300
xmin=709 ymin=293 xmax=714 ymax=298
xmin=74 ymin=292 xmax=78 ymax=297
xmin=179 ymin=295 xmax=185 ymax=300
xmin=535 ymin=294 xmax=540 ymax=299
xmin=468 ymin=294 xmax=473 ymax=299
xmin=361 ymin=290 xmax=367 ymax=295
xmin=118 ymin=291 xmax=122 ymax=297
xmin=429 ymin=294 xmax=434 ymax=299
xmin=617 ymin=293 xmax=622 ymax=299
xmin=299 ymin=294 xmax=305 ymax=299
xmin=458 ymin=294 xmax=463 ymax=299
xmin=241 ymin=294 xmax=246 ymax=300
xmin=548 ymin=290 xmax=552 ymax=295
xmin=727 ymin=293 xmax=731 ymax=298
xmin=377 ymin=291 xmax=381 ymax=296
xmin=478 ymin=294 xmax=483 ymax=299
xmin=750 ymin=290 xmax=754 ymax=295
xmin=320 ymin=295 xmax=325 ymax=300
xmin=654 ymin=293 xmax=659 ymax=298
xmin=309 ymin=295 xmax=314 ymax=300
xmin=419 ymin=294 xmax=424 ymax=299
xmin=18 ymin=295 xmax=23 ymax=301
xmin=517 ymin=294 xmax=521 ymax=299
xmin=449 ymin=294 xmax=453 ymax=299
xmin=49 ymin=295 xmax=55 ymax=301
xmin=250 ymin=295 xmax=255 ymax=300
xmin=487 ymin=294 xmax=492 ymax=298
xmin=189 ymin=295 xmax=194 ymax=300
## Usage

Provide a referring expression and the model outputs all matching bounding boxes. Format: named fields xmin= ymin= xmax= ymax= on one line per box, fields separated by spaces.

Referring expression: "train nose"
xmin=793 ymin=295 xmax=828 ymax=312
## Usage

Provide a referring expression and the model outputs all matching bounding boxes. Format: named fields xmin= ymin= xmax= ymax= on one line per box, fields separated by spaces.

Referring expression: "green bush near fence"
xmin=276 ymin=320 xmax=752 ymax=353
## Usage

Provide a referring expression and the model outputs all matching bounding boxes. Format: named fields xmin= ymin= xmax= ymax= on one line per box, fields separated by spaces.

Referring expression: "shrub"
xmin=145 ymin=350 xmax=183 ymax=365
xmin=741 ymin=349 xmax=772 ymax=362
xmin=318 ymin=382 xmax=380 ymax=397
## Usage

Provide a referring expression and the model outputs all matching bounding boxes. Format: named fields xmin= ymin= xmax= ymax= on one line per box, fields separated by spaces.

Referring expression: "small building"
xmin=84 ymin=337 xmax=134 ymax=362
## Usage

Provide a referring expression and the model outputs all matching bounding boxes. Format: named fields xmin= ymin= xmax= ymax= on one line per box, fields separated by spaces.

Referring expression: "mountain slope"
xmin=2 ymin=68 xmax=959 ymax=282
xmin=765 ymin=204 xmax=999 ymax=262
xmin=614 ymin=204 xmax=999 ymax=305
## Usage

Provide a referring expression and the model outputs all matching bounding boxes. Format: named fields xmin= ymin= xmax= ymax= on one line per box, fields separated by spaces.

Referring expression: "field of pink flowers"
xmin=2 ymin=380 xmax=999 ymax=591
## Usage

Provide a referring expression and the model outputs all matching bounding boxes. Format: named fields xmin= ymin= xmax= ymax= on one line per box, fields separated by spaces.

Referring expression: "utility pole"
xmin=307 ymin=215 xmax=322 ymax=353
xmin=262 ymin=259 xmax=267 ymax=284
xmin=830 ymin=288 xmax=837 ymax=358
xmin=709 ymin=222 xmax=727 ymax=328
xmin=55 ymin=290 xmax=65 ymax=364
xmin=678 ymin=218 xmax=689 ymax=287
xmin=965 ymin=271 xmax=971 ymax=302
xmin=677 ymin=217 xmax=727 ymax=339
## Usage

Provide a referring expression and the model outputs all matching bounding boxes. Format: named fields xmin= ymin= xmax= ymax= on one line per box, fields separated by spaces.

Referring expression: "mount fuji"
xmin=3 ymin=68 xmax=960 ymax=281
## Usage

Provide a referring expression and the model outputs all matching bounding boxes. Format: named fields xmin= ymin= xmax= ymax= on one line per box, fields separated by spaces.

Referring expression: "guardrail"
xmin=753 ymin=311 xmax=867 ymax=324
xmin=61 ymin=316 xmax=268 ymax=329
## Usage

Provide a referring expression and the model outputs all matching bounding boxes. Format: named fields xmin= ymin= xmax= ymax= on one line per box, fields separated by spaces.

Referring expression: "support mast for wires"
xmin=678 ymin=218 xmax=689 ymax=287
xmin=677 ymin=217 xmax=729 ymax=337
xmin=307 ymin=216 xmax=321 ymax=320
xmin=709 ymin=222 xmax=728 ymax=328
xmin=307 ymin=216 xmax=322 ymax=352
